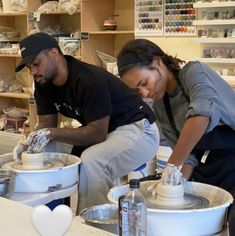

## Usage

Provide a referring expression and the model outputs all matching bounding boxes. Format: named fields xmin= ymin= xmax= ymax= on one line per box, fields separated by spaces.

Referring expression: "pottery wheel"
xmin=146 ymin=193 xmax=209 ymax=210
xmin=1 ymin=160 xmax=64 ymax=171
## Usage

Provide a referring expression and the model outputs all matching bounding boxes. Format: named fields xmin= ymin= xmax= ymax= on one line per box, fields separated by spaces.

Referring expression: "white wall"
xmin=142 ymin=37 xmax=202 ymax=62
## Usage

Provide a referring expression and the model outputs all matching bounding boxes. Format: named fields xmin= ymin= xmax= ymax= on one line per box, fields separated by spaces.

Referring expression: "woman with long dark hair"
xmin=118 ymin=38 xmax=235 ymax=234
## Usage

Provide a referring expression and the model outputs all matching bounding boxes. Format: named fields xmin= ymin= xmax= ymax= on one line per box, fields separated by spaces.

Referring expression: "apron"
xmin=159 ymin=67 xmax=235 ymax=235
xmin=163 ymin=93 xmax=235 ymax=191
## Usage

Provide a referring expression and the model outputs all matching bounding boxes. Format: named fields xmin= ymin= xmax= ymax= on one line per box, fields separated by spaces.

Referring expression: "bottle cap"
xmin=129 ymin=179 xmax=140 ymax=188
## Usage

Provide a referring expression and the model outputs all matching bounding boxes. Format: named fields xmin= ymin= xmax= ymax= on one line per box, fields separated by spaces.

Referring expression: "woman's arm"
xmin=168 ymin=115 xmax=209 ymax=168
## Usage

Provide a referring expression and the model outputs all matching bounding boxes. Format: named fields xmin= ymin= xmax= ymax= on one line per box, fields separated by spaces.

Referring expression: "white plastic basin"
xmin=108 ymin=181 xmax=233 ymax=236
xmin=1 ymin=152 xmax=81 ymax=193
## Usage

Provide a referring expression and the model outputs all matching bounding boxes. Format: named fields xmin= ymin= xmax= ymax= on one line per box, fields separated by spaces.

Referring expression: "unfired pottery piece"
xmin=21 ymin=151 xmax=44 ymax=169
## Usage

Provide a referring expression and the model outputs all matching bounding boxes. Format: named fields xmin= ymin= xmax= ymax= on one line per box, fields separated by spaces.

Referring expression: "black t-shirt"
xmin=34 ymin=56 xmax=156 ymax=132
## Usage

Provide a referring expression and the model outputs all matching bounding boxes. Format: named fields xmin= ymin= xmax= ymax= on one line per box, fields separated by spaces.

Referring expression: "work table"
xmin=0 ymin=197 xmax=115 ymax=236
xmin=0 ymin=196 xmax=229 ymax=236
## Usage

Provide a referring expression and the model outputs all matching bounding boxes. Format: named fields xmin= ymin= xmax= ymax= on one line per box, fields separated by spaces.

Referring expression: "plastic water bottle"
xmin=121 ymin=179 xmax=147 ymax=236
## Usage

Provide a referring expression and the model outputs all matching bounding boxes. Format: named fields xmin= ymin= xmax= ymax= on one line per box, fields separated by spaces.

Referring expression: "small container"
xmin=103 ymin=15 xmax=118 ymax=30
xmin=156 ymin=146 xmax=172 ymax=173
xmin=80 ymin=204 xmax=119 ymax=234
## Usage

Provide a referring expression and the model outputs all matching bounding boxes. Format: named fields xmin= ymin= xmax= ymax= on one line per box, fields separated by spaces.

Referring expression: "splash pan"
xmin=0 ymin=152 xmax=81 ymax=193
xmin=108 ymin=181 xmax=233 ymax=236
xmin=2 ymin=160 xmax=64 ymax=171
xmin=147 ymin=192 xmax=209 ymax=210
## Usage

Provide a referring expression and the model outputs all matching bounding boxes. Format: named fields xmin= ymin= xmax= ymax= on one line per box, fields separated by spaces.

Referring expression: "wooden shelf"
xmin=0 ymin=12 xmax=27 ymax=16
xmin=193 ymin=38 xmax=235 ymax=43
xmin=39 ymin=10 xmax=81 ymax=15
xmin=75 ymin=55 xmax=82 ymax=60
xmin=0 ymin=54 xmax=21 ymax=58
xmin=193 ymin=19 xmax=235 ymax=26
xmin=81 ymin=0 xmax=134 ymax=65
xmin=194 ymin=1 xmax=235 ymax=8
xmin=0 ymin=92 xmax=30 ymax=99
xmin=199 ymin=58 xmax=235 ymax=63
xmin=0 ymin=0 xmax=134 ymax=130
xmin=164 ymin=33 xmax=196 ymax=37
xmin=89 ymin=30 xmax=134 ymax=35
xmin=193 ymin=1 xmax=235 ymax=89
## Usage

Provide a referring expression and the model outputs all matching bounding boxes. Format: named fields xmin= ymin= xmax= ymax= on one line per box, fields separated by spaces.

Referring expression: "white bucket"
xmin=156 ymin=146 xmax=172 ymax=173
xmin=108 ymin=181 xmax=233 ymax=236
xmin=128 ymin=159 xmax=157 ymax=181
xmin=1 ymin=152 xmax=81 ymax=193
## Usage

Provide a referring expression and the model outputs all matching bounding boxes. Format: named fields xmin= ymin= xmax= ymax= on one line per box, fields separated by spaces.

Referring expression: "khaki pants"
xmin=76 ymin=119 xmax=159 ymax=214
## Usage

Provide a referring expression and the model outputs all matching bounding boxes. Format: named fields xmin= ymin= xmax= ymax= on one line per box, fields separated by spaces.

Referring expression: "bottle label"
xmin=122 ymin=201 xmax=147 ymax=235
xmin=122 ymin=201 xmax=129 ymax=233
xmin=118 ymin=195 xmax=126 ymax=236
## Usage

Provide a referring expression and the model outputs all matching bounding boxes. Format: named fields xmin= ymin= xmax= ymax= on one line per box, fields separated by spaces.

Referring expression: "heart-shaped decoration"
xmin=32 ymin=205 xmax=73 ymax=236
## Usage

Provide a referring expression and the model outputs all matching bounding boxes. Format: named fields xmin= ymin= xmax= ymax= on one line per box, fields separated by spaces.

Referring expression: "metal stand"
xmin=10 ymin=183 xmax=77 ymax=207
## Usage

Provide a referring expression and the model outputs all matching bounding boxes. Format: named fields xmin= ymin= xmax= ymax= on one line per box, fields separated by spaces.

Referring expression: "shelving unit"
xmin=81 ymin=0 xmax=134 ymax=65
xmin=193 ymin=0 xmax=235 ymax=88
xmin=0 ymin=0 xmax=134 ymax=133
xmin=135 ymin=0 xmax=164 ymax=36
xmin=193 ymin=37 xmax=235 ymax=43
xmin=193 ymin=1 xmax=235 ymax=8
xmin=164 ymin=0 xmax=196 ymax=36
xmin=0 ymin=92 xmax=30 ymax=99
xmin=0 ymin=18 xmax=27 ymax=130
xmin=198 ymin=58 xmax=235 ymax=63
xmin=28 ymin=0 xmax=134 ymax=66
xmin=193 ymin=19 xmax=235 ymax=26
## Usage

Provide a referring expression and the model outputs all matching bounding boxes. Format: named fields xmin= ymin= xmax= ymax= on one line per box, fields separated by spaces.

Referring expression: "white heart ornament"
xmin=32 ymin=205 xmax=73 ymax=236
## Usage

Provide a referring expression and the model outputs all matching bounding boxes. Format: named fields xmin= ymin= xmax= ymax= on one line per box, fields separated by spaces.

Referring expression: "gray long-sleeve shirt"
xmin=153 ymin=61 xmax=235 ymax=167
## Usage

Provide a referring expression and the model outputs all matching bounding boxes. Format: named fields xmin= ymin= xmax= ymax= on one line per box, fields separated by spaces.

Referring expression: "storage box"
xmin=2 ymin=0 xmax=27 ymax=13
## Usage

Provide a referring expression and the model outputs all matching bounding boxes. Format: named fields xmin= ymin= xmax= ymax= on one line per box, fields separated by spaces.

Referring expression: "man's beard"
xmin=37 ymin=70 xmax=56 ymax=88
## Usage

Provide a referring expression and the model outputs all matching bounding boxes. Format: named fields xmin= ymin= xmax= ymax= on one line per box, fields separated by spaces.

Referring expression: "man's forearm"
xmin=35 ymin=114 xmax=58 ymax=130
xmin=48 ymin=126 xmax=106 ymax=146
xmin=36 ymin=115 xmax=109 ymax=147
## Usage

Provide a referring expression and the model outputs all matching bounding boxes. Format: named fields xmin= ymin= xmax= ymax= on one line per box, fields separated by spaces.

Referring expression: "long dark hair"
xmin=117 ymin=39 xmax=185 ymax=77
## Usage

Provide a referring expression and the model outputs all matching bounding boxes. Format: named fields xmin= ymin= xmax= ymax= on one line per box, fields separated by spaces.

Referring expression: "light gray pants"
xmin=76 ymin=119 xmax=159 ymax=214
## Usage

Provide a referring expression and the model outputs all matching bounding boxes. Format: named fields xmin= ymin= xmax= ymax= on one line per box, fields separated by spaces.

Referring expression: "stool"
xmin=10 ymin=184 xmax=77 ymax=207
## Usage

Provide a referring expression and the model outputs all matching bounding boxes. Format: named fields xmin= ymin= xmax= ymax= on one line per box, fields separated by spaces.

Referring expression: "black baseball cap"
xmin=15 ymin=32 xmax=59 ymax=72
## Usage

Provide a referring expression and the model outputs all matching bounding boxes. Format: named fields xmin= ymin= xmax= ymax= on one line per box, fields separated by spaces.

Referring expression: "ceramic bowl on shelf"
xmin=5 ymin=31 xmax=19 ymax=38
xmin=3 ymin=107 xmax=27 ymax=118
xmin=103 ymin=22 xmax=117 ymax=30
xmin=103 ymin=15 xmax=118 ymax=31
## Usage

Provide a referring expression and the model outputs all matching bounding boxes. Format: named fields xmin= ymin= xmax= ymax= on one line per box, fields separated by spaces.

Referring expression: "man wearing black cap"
xmin=14 ymin=32 xmax=159 ymax=213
